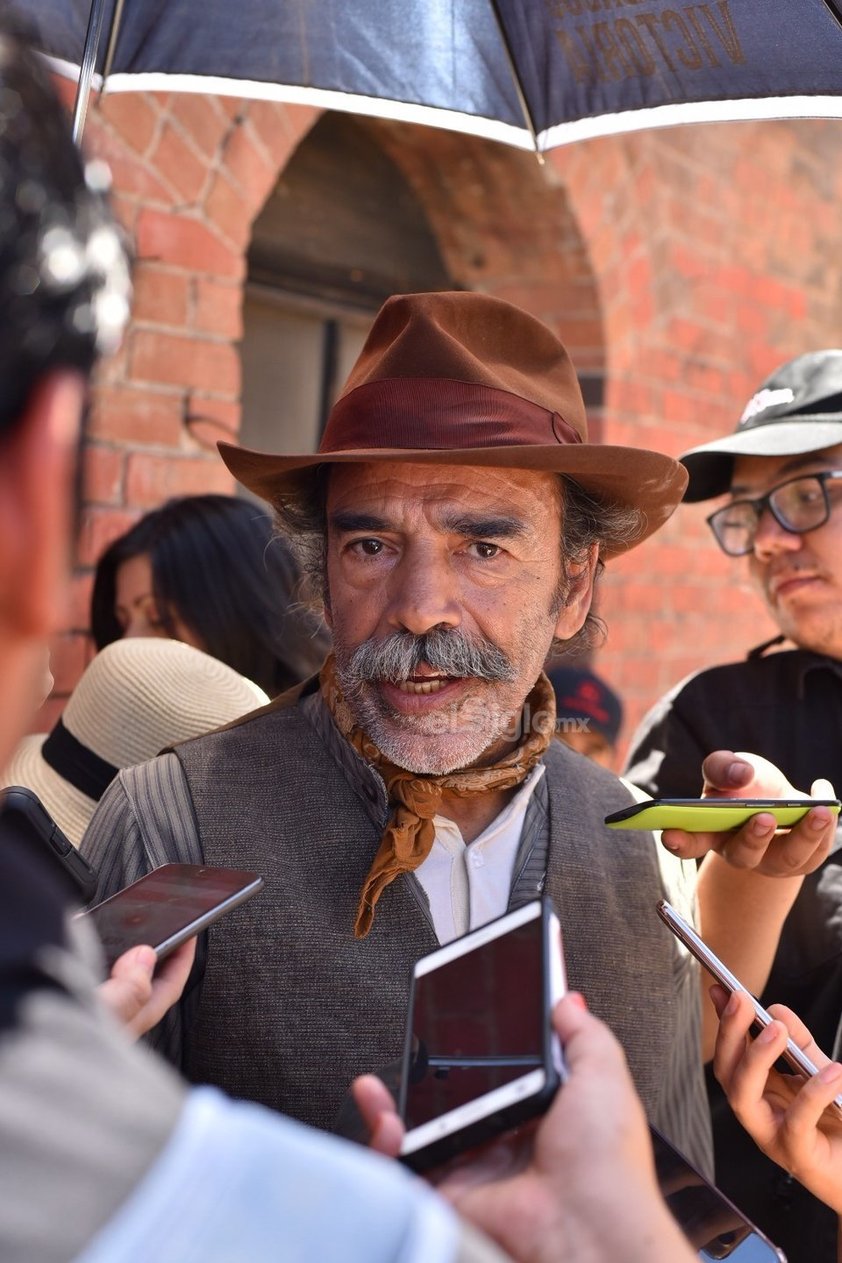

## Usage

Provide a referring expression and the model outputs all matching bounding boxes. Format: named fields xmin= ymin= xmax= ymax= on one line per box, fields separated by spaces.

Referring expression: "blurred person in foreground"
xmin=0 ymin=20 xmax=198 ymax=1256
xmin=82 ymin=283 xmax=837 ymax=1180
xmin=0 ymin=22 xmax=708 ymax=1263
xmin=626 ymin=353 xmax=842 ymax=1261
xmin=90 ymin=494 xmax=329 ymax=698
xmin=545 ymin=664 xmax=623 ymax=769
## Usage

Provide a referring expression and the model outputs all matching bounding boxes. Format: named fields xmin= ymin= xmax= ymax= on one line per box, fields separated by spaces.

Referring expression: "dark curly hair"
xmin=0 ymin=20 xmax=129 ymax=436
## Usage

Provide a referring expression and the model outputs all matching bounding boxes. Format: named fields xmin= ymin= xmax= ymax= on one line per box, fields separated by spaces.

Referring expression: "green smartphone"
xmin=605 ymin=797 xmax=841 ymax=832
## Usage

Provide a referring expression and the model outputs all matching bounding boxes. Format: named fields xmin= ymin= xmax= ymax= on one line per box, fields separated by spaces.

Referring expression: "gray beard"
xmin=343 ymin=685 xmax=515 ymax=774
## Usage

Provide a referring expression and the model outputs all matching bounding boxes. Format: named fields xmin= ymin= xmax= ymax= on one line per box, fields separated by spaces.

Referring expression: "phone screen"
xmin=651 ymin=1128 xmax=786 ymax=1261
xmin=82 ymin=864 xmax=263 ymax=967
xmin=403 ymin=911 xmax=548 ymax=1131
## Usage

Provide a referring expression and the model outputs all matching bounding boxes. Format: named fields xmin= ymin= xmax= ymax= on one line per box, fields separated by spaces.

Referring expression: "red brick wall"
xmin=554 ymin=121 xmax=842 ymax=749
xmin=44 ymin=88 xmax=320 ymax=729
xmin=43 ymin=86 xmax=842 ymax=763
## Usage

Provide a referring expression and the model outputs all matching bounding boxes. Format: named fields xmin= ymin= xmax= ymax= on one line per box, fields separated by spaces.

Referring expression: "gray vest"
xmin=175 ymin=699 xmax=699 ymax=1151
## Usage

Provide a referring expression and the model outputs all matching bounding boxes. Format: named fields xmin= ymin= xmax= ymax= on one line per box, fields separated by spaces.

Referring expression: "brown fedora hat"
xmin=219 ymin=291 xmax=686 ymax=556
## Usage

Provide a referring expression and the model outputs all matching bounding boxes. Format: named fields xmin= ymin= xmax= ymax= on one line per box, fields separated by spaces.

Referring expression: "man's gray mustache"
xmin=342 ymin=630 xmax=517 ymax=686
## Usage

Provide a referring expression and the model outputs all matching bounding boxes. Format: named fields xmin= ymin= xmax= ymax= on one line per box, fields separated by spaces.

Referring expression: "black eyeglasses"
xmin=706 ymin=470 xmax=842 ymax=557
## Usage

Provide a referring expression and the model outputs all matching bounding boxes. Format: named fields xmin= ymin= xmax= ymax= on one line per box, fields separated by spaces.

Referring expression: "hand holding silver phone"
xmin=79 ymin=863 xmax=265 ymax=968
xmin=398 ymin=898 xmax=566 ymax=1172
xmin=657 ymin=900 xmax=842 ymax=1119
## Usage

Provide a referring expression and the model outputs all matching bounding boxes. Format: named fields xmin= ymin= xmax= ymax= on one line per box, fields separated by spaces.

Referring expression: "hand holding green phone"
xmin=605 ymin=797 xmax=841 ymax=832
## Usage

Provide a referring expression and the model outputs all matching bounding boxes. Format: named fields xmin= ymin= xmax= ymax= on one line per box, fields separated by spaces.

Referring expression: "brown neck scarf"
xmin=320 ymin=655 xmax=556 ymax=938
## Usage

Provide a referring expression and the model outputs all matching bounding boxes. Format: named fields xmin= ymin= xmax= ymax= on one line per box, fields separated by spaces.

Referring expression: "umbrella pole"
xmin=487 ymin=0 xmax=544 ymax=163
xmin=101 ymin=0 xmax=127 ymax=82
xmin=72 ymin=0 xmax=116 ymax=143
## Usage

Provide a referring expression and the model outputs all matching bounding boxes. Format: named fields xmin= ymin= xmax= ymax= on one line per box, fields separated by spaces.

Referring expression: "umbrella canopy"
xmin=13 ymin=0 xmax=842 ymax=149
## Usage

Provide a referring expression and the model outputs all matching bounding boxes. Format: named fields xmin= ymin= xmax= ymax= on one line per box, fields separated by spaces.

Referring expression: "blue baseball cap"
xmin=546 ymin=666 xmax=623 ymax=746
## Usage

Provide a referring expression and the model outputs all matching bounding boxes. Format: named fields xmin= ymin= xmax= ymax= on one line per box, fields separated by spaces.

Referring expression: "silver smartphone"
xmin=398 ymin=898 xmax=566 ymax=1172
xmin=657 ymin=899 xmax=842 ymax=1119
xmin=651 ymin=1125 xmax=787 ymax=1261
xmin=79 ymin=863 xmax=265 ymax=968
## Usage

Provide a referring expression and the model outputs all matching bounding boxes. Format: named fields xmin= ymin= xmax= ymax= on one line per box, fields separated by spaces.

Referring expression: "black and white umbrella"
xmin=13 ymin=0 xmax=842 ymax=148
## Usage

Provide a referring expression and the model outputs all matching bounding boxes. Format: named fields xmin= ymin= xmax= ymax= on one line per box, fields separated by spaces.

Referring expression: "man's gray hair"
xmin=551 ymin=477 xmax=641 ymax=654
xmin=271 ymin=469 xmax=642 ymax=655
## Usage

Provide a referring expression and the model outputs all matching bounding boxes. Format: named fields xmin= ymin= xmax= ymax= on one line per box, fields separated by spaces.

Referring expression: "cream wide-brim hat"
xmin=3 ymin=732 xmax=95 ymax=847
xmin=2 ymin=638 xmax=269 ymax=846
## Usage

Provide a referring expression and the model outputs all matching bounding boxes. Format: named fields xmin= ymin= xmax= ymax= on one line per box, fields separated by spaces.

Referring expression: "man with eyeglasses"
xmin=626 ymin=349 xmax=842 ymax=1263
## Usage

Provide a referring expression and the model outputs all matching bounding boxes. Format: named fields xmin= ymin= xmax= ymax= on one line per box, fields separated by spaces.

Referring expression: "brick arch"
xmin=83 ymin=94 xmax=611 ymax=509
xmin=64 ymin=93 xmax=610 ymax=711
xmin=55 ymin=91 xmax=322 ymax=714
xmin=236 ymin=110 xmax=608 ymax=448
xmin=232 ymin=110 xmax=608 ymax=434
xmin=79 ymin=93 xmax=322 ymax=533
xmin=354 ymin=118 xmax=608 ymax=433
xmin=551 ymin=120 xmax=842 ymax=734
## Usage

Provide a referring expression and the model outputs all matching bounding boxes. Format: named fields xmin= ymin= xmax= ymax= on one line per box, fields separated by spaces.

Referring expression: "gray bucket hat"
xmin=681 ymin=350 xmax=842 ymax=502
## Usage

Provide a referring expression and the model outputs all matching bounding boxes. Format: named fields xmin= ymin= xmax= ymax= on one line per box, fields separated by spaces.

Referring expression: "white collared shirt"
xmin=414 ymin=765 xmax=546 ymax=944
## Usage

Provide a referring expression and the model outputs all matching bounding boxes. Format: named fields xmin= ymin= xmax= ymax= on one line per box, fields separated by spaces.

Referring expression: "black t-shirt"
xmin=0 ymin=801 xmax=77 ymax=1032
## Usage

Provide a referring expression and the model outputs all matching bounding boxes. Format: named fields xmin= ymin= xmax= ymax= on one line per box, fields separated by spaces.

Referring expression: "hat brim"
xmin=2 ymin=734 xmax=95 ymax=847
xmin=681 ymin=418 xmax=842 ymax=502
xmin=218 ymin=441 xmax=688 ymax=559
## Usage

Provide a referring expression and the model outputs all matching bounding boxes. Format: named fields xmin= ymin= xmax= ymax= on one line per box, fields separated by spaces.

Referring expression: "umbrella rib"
xmin=819 ymin=0 xmax=842 ymax=32
xmin=72 ymin=0 xmax=126 ymax=143
xmin=486 ymin=0 xmax=543 ymax=162
xmin=72 ymin=0 xmax=110 ymax=141
xmin=102 ymin=0 xmax=128 ymax=82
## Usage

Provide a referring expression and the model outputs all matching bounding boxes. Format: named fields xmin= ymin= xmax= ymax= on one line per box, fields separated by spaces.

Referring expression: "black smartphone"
xmin=398 ymin=898 xmax=566 ymax=1173
xmin=78 ymin=863 xmax=265 ymax=968
xmin=605 ymin=797 xmax=841 ymax=833
xmin=0 ymin=785 xmax=99 ymax=902
xmin=652 ymin=1126 xmax=787 ymax=1260
xmin=657 ymin=900 xmax=842 ymax=1120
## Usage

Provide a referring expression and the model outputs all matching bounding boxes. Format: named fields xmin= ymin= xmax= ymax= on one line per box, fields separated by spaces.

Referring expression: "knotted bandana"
xmin=320 ymin=655 xmax=556 ymax=937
